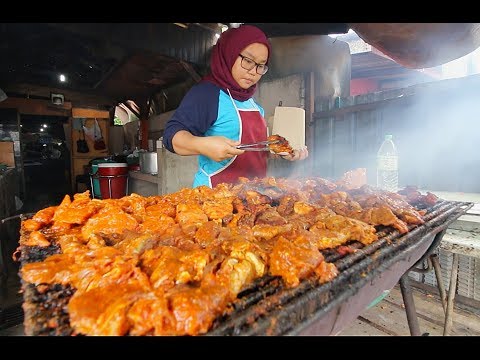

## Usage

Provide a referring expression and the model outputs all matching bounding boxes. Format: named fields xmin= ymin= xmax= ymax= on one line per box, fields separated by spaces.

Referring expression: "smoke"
xmin=396 ymin=82 xmax=480 ymax=192
xmin=313 ymin=75 xmax=480 ymax=193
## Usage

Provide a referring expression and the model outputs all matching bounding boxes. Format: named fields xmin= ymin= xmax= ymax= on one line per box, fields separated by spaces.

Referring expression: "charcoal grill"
xmin=1 ymin=200 xmax=473 ymax=336
xmin=207 ymin=200 xmax=473 ymax=336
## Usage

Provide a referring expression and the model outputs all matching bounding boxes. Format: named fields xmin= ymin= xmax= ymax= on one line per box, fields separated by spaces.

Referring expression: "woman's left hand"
xmin=280 ymin=146 xmax=309 ymax=161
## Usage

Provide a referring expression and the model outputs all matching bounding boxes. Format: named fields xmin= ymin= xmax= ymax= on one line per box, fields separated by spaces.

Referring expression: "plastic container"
xmin=97 ymin=163 xmax=128 ymax=199
xmin=90 ymin=158 xmax=114 ymax=198
xmin=139 ymin=151 xmax=158 ymax=175
xmin=376 ymin=134 xmax=398 ymax=192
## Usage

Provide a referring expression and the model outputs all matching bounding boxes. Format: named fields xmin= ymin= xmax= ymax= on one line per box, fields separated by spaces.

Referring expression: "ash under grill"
xmin=207 ymin=200 xmax=473 ymax=336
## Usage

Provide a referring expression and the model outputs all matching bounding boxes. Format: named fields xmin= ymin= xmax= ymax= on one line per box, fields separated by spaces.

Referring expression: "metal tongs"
xmin=236 ymin=140 xmax=279 ymax=151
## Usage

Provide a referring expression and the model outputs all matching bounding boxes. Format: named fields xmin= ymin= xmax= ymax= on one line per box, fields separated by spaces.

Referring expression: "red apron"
xmin=210 ymin=106 xmax=268 ymax=187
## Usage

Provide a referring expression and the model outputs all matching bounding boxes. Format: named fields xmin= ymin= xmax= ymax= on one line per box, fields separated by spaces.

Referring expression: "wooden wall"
xmin=70 ymin=108 xmax=110 ymax=193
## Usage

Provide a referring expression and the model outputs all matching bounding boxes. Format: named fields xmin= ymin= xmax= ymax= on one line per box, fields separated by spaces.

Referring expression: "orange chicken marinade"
xmin=19 ymin=176 xmax=426 ymax=335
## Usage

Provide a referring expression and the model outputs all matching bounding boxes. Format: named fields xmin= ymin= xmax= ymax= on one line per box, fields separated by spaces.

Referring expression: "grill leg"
xmin=431 ymin=254 xmax=447 ymax=313
xmin=399 ymin=274 xmax=421 ymax=336
xmin=443 ymin=253 xmax=459 ymax=336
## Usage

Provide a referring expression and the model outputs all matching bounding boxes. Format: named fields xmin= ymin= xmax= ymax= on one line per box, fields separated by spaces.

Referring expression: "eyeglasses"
xmin=238 ymin=54 xmax=269 ymax=75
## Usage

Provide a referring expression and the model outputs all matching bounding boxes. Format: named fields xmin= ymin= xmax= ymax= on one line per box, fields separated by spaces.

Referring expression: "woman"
xmin=163 ymin=24 xmax=308 ymax=188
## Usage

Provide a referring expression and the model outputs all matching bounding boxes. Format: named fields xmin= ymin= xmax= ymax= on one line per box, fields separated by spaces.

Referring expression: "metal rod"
xmin=239 ymin=148 xmax=270 ymax=152
xmin=443 ymin=253 xmax=459 ymax=336
xmin=409 ymin=257 xmax=433 ymax=274
xmin=399 ymin=274 xmax=421 ymax=336
xmin=90 ymin=175 xmax=95 ymax=198
xmin=430 ymin=253 xmax=447 ymax=314
xmin=236 ymin=140 xmax=278 ymax=149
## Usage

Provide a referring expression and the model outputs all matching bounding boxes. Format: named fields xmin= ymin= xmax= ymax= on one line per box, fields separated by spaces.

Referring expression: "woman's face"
xmin=231 ymin=42 xmax=268 ymax=90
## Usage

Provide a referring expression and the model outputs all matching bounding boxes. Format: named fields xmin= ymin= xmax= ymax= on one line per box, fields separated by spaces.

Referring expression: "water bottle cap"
xmin=385 ymin=134 xmax=393 ymax=140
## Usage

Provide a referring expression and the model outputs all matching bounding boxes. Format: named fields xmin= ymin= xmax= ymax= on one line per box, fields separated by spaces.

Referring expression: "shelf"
xmin=128 ymin=171 xmax=160 ymax=184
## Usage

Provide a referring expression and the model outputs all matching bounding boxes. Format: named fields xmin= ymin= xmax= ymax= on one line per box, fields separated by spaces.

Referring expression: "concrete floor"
xmin=338 ymin=283 xmax=480 ymax=336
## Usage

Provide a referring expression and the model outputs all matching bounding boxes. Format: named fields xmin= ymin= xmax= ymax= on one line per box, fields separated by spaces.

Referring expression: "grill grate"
xmin=6 ymin=200 xmax=472 ymax=336
xmin=0 ymin=304 xmax=23 ymax=331
xmin=207 ymin=200 xmax=473 ymax=335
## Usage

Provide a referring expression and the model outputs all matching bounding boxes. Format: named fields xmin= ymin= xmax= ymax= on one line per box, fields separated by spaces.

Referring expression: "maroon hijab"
xmin=203 ymin=25 xmax=271 ymax=101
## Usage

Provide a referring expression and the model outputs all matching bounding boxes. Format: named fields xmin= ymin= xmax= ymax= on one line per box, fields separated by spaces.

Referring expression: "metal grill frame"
xmin=207 ymin=200 xmax=473 ymax=336
xmin=3 ymin=200 xmax=472 ymax=336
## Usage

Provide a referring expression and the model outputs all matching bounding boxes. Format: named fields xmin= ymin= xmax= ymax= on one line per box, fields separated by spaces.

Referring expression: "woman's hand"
xmin=172 ymin=131 xmax=244 ymax=162
xmin=200 ymin=136 xmax=245 ymax=162
xmin=278 ymin=146 xmax=309 ymax=161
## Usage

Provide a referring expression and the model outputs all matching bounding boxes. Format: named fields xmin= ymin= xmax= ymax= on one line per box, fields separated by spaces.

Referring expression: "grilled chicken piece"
xmin=276 ymin=195 xmax=297 ymax=216
xmin=202 ymin=197 xmax=234 ymax=220
xmin=227 ymin=211 xmax=256 ymax=228
xmin=218 ymin=257 xmax=259 ymax=295
xmin=175 ymin=202 xmax=209 ymax=237
xmin=351 ymin=186 xmax=425 ymax=226
xmin=217 ymin=235 xmax=267 ymax=294
xmin=398 ymin=185 xmax=439 ymax=208
xmin=145 ymin=201 xmax=177 ymax=218
xmin=267 ymin=134 xmax=294 ymax=155
xmin=194 ymin=221 xmax=222 ymax=248
xmin=140 ymin=215 xmax=176 ymax=235
xmin=23 ymin=205 xmax=58 ymax=231
xmin=22 ymin=230 xmax=51 ymax=247
xmin=68 ymin=282 xmax=150 ymax=336
xmin=19 ymin=173 xmax=432 ymax=336
xmin=53 ymin=191 xmax=99 ymax=225
xmin=336 ymin=168 xmax=367 ymax=190
xmin=126 ymin=291 xmax=174 ymax=336
xmin=316 ymin=191 xmax=410 ymax=234
xmin=354 ymin=206 xmax=409 ymax=234
xmin=81 ymin=203 xmax=139 ymax=242
xmin=307 ymin=227 xmax=351 ymax=250
xmin=141 ymin=246 xmax=210 ymax=290
xmin=20 ymin=253 xmax=76 ymax=285
xmin=252 ymin=223 xmax=293 ymax=240
xmin=269 ymin=236 xmax=326 ymax=287
xmin=166 ymin=274 xmax=234 ymax=335
xmin=255 ymin=205 xmax=288 ymax=226
xmin=322 ymin=215 xmax=378 ymax=245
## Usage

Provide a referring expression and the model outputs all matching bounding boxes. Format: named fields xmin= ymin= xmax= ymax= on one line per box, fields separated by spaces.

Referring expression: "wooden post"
xmin=304 ymin=71 xmax=315 ymax=176
xmin=139 ymin=99 xmax=149 ymax=150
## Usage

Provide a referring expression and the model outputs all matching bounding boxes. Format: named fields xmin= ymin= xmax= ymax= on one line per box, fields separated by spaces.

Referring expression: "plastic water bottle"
xmin=376 ymin=134 xmax=398 ymax=192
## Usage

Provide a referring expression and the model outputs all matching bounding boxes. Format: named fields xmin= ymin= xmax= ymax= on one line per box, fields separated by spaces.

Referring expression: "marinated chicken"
xmin=18 ymin=173 xmax=432 ymax=336
xmin=267 ymin=134 xmax=294 ymax=155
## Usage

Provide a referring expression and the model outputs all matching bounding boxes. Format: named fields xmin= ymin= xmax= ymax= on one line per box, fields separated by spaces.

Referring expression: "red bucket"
xmin=97 ymin=163 xmax=128 ymax=199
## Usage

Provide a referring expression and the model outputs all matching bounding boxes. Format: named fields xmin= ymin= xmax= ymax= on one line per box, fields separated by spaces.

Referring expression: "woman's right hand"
xmin=200 ymin=136 xmax=245 ymax=162
xmin=172 ymin=131 xmax=244 ymax=161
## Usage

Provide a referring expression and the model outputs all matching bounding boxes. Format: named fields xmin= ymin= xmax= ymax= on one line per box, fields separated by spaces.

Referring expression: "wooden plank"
xmin=72 ymin=108 xmax=110 ymax=119
xmin=0 ymin=141 xmax=15 ymax=167
xmin=0 ymin=97 xmax=72 ymax=116
xmin=312 ymin=93 xmax=415 ymax=120
xmin=0 ymin=152 xmax=15 ymax=167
